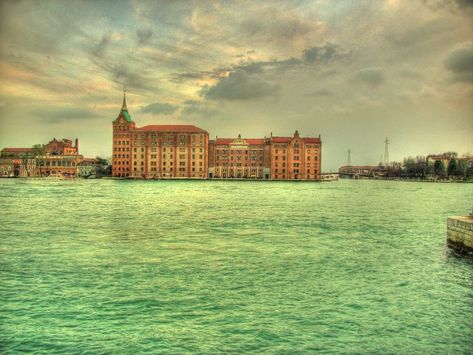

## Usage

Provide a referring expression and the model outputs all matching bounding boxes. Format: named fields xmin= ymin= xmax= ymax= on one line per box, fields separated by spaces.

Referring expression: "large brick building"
xmin=208 ymin=131 xmax=322 ymax=180
xmin=112 ymin=91 xmax=322 ymax=180
xmin=269 ymin=131 xmax=321 ymax=180
xmin=208 ymin=135 xmax=270 ymax=179
xmin=112 ymin=93 xmax=209 ymax=178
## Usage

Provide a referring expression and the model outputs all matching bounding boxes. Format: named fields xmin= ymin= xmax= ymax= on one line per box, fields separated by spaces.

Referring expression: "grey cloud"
xmin=33 ymin=108 xmax=102 ymax=123
xmin=173 ymin=44 xmax=343 ymax=84
xmin=181 ymin=100 xmax=218 ymax=118
xmin=445 ymin=44 xmax=473 ymax=73
xmin=91 ymin=33 xmax=111 ymax=58
xmin=354 ymin=68 xmax=385 ymax=86
xmin=445 ymin=43 xmax=473 ymax=83
xmin=202 ymin=69 xmax=280 ymax=101
xmin=456 ymin=0 xmax=473 ymax=7
xmin=139 ymin=102 xmax=178 ymax=115
xmin=94 ymin=63 xmax=156 ymax=92
xmin=307 ymin=89 xmax=332 ymax=97
xmin=303 ymin=44 xmax=338 ymax=64
xmin=136 ymin=28 xmax=153 ymax=45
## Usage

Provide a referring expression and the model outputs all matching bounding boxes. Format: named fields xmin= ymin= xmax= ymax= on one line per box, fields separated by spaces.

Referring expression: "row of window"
xmin=37 ymin=160 xmax=76 ymax=167
xmin=215 ymin=163 xmax=264 ymax=167
xmin=274 ymin=169 xmax=317 ymax=174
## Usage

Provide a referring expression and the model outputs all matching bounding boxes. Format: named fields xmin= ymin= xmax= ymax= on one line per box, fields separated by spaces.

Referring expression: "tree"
xmin=447 ymin=159 xmax=457 ymax=177
xmin=32 ymin=144 xmax=43 ymax=157
xmin=456 ymin=160 xmax=468 ymax=178
xmin=403 ymin=157 xmax=416 ymax=177
xmin=434 ymin=160 xmax=446 ymax=178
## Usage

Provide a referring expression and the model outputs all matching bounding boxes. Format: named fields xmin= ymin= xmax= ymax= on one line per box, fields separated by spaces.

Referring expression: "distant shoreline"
xmin=1 ymin=176 xmax=472 ymax=183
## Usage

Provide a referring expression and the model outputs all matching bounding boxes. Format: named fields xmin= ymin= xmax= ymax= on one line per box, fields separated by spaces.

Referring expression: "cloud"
xmin=136 ymin=28 xmax=153 ymax=45
xmin=172 ymin=43 xmax=344 ymax=85
xmin=445 ymin=43 xmax=473 ymax=73
xmin=202 ymin=69 xmax=280 ymax=100
xmin=139 ymin=102 xmax=178 ymax=115
xmin=456 ymin=0 xmax=473 ymax=8
xmin=302 ymin=44 xmax=339 ymax=64
xmin=444 ymin=43 xmax=473 ymax=83
xmin=91 ymin=33 xmax=112 ymax=58
xmin=399 ymin=68 xmax=423 ymax=79
xmin=239 ymin=10 xmax=320 ymax=44
xmin=33 ymin=108 xmax=102 ymax=123
xmin=307 ymin=89 xmax=332 ymax=96
xmin=354 ymin=67 xmax=385 ymax=86
xmin=180 ymin=100 xmax=218 ymax=118
xmin=386 ymin=18 xmax=452 ymax=49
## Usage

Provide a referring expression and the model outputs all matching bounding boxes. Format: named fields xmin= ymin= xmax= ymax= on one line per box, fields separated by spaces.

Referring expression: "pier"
xmin=447 ymin=216 xmax=473 ymax=254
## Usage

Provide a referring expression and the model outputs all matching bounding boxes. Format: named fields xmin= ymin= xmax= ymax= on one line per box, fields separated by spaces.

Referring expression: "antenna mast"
xmin=384 ymin=138 xmax=390 ymax=166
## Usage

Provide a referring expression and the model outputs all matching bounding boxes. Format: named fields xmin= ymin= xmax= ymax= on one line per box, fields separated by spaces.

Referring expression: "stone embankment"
xmin=447 ymin=216 xmax=473 ymax=254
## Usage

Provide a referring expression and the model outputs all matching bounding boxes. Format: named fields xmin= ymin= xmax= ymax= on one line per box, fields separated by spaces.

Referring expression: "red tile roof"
xmin=215 ymin=138 xmax=233 ymax=145
xmin=215 ymin=138 xmax=265 ymax=145
xmin=271 ymin=137 xmax=291 ymax=143
xmin=246 ymin=139 xmax=265 ymax=145
xmin=271 ymin=137 xmax=321 ymax=143
xmin=303 ymin=137 xmax=321 ymax=143
xmin=135 ymin=125 xmax=207 ymax=133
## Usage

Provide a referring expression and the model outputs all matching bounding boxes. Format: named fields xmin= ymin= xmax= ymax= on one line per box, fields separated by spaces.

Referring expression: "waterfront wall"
xmin=447 ymin=216 xmax=473 ymax=253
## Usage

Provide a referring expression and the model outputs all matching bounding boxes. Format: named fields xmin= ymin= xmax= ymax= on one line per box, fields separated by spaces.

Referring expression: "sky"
xmin=0 ymin=0 xmax=472 ymax=171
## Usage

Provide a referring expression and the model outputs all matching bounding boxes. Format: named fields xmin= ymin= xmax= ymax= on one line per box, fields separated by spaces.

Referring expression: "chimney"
xmin=75 ymin=138 xmax=79 ymax=153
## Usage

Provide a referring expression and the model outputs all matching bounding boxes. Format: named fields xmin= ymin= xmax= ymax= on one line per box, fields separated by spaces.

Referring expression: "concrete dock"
xmin=447 ymin=216 xmax=473 ymax=254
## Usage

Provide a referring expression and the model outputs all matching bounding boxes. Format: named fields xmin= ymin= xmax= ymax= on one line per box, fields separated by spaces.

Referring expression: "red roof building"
xmin=112 ymin=92 xmax=209 ymax=179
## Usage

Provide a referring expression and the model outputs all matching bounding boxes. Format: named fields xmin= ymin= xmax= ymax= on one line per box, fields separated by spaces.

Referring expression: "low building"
xmin=1 ymin=138 xmax=83 ymax=177
xmin=0 ymin=158 xmax=14 ymax=177
xmin=36 ymin=155 xmax=83 ymax=177
xmin=339 ymin=165 xmax=384 ymax=178
xmin=0 ymin=148 xmax=36 ymax=159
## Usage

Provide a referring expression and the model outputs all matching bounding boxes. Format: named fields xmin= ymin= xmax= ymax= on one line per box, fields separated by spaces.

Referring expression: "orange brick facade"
xmin=112 ymin=95 xmax=208 ymax=178
xmin=208 ymin=135 xmax=269 ymax=179
xmin=270 ymin=131 xmax=321 ymax=180
xmin=207 ymin=131 xmax=322 ymax=180
xmin=112 ymin=93 xmax=321 ymax=180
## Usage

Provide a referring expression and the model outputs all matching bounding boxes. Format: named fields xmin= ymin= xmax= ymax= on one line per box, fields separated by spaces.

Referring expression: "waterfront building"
xmin=0 ymin=147 xmax=36 ymax=159
xmin=269 ymin=131 xmax=322 ymax=180
xmin=112 ymin=92 xmax=209 ymax=178
xmin=0 ymin=138 xmax=83 ymax=177
xmin=0 ymin=148 xmax=37 ymax=177
xmin=42 ymin=138 xmax=79 ymax=156
xmin=208 ymin=131 xmax=322 ymax=180
xmin=208 ymin=135 xmax=270 ymax=179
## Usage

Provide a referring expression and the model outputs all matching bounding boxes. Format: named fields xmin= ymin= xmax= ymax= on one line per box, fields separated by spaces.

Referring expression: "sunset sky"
xmin=0 ymin=0 xmax=472 ymax=170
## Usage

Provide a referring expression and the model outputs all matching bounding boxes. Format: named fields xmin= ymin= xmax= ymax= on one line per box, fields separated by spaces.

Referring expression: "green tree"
xmin=31 ymin=144 xmax=43 ymax=157
xmin=447 ymin=159 xmax=457 ymax=177
xmin=456 ymin=160 xmax=468 ymax=178
xmin=434 ymin=160 xmax=446 ymax=178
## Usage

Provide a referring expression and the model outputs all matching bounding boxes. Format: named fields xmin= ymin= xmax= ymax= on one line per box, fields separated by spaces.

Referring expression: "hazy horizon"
xmin=0 ymin=0 xmax=472 ymax=171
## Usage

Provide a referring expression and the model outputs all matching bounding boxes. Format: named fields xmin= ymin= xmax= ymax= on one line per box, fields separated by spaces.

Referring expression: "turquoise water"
xmin=0 ymin=179 xmax=472 ymax=353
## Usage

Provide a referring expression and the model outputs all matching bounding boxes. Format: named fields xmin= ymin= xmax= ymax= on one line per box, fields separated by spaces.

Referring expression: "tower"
xmin=112 ymin=86 xmax=135 ymax=177
xmin=384 ymin=138 xmax=390 ymax=166
xmin=347 ymin=148 xmax=351 ymax=166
